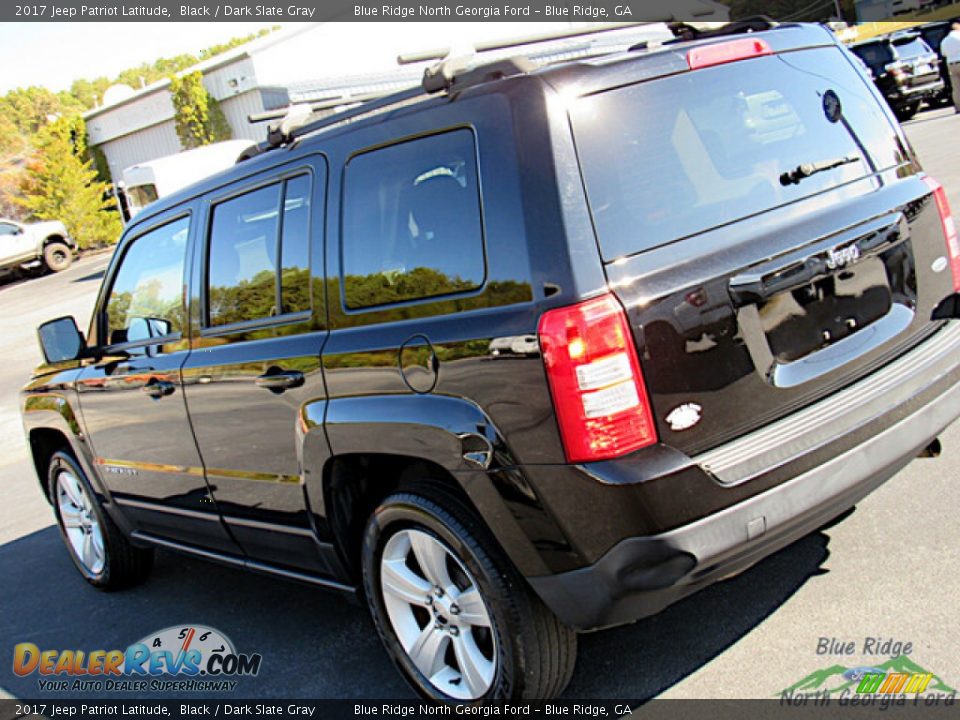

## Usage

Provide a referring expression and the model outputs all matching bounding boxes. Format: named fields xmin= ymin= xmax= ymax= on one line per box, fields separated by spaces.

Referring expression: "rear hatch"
xmin=889 ymin=34 xmax=941 ymax=89
xmin=569 ymin=40 xmax=957 ymax=456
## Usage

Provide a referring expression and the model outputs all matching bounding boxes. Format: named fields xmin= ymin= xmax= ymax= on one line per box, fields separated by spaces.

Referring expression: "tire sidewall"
xmin=44 ymin=243 xmax=72 ymax=272
xmin=48 ymin=451 xmax=111 ymax=586
xmin=361 ymin=494 xmax=520 ymax=701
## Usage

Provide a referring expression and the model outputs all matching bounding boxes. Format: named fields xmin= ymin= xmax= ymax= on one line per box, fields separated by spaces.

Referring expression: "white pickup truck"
xmin=0 ymin=218 xmax=75 ymax=275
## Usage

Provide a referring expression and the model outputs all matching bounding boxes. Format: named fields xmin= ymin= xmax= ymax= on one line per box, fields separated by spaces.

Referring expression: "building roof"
xmin=83 ymin=24 xmax=319 ymax=120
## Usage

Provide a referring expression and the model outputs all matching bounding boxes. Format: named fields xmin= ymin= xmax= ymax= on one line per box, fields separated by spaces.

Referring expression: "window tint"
xmin=341 ymin=129 xmax=485 ymax=310
xmin=571 ymin=47 xmax=906 ymax=260
xmin=208 ymin=184 xmax=282 ymax=327
xmin=106 ymin=216 xmax=189 ymax=345
xmin=851 ymin=43 xmax=892 ymax=70
xmin=280 ymin=175 xmax=311 ymax=314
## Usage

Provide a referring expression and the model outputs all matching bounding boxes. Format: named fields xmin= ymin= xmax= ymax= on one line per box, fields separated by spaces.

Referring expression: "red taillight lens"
xmin=922 ymin=176 xmax=960 ymax=292
xmin=538 ymin=294 xmax=657 ymax=463
xmin=686 ymin=38 xmax=772 ymax=70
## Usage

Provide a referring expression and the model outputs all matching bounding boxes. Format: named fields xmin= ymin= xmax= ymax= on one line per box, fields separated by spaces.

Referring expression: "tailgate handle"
xmin=728 ymin=212 xmax=906 ymax=307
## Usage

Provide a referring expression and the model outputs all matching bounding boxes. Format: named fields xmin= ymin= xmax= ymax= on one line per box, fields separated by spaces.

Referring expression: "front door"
xmin=180 ymin=162 xmax=335 ymax=575
xmin=76 ymin=212 xmax=238 ymax=554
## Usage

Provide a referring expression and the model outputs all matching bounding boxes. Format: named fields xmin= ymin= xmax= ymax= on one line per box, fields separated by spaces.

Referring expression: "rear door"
xmin=180 ymin=157 xmax=335 ymax=575
xmin=570 ymin=43 xmax=957 ymax=457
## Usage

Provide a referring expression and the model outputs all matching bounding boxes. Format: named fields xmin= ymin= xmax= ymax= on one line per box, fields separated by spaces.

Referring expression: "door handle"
xmin=255 ymin=370 xmax=304 ymax=392
xmin=141 ymin=379 xmax=176 ymax=399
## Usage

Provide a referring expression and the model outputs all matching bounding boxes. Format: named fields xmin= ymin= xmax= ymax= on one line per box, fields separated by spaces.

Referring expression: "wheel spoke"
xmin=454 ymin=587 xmax=490 ymax=627
xmin=90 ymin=525 xmax=105 ymax=565
xmin=408 ymin=624 xmax=448 ymax=679
xmin=60 ymin=507 xmax=83 ymax=529
xmin=81 ymin=532 xmax=95 ymax=569
xmin=453 ymin=631 xmax=494 ymax=698
xmin=409 ymin=532 xmax=452 ymax=590
xmin=381 ymin=558 xmax=431 ymax=606
xmin=60 ymin=474 xmax=83 ymax=508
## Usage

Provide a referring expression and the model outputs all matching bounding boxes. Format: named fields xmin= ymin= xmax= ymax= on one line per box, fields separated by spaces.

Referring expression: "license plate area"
xmin=758 ymin=256 xmax=894 ymax=363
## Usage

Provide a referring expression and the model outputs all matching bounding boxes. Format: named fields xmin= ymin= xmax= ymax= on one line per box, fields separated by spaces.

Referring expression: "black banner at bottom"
xmin=2 ymin=698 xmax=959 ymax=720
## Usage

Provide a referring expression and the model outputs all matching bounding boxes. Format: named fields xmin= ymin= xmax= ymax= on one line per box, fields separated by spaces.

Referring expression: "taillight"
xmin=538 ymin=294 xmax=657 ymax=463
xmin=686 ymin=38 xmax=772 ymax=71
xmin=922 ymin=176 xmax=960 ymax=292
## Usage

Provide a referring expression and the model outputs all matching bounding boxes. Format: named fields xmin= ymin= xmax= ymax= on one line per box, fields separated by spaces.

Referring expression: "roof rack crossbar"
xmin=398 ymin=21 xmax=664 ymax=65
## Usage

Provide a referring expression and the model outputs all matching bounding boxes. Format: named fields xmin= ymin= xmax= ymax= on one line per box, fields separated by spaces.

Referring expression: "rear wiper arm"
xmin=780 ymin=155 xmax=861 ymax=186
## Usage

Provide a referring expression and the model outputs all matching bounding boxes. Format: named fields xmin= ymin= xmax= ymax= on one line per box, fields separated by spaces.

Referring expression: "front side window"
xmin=105 ymin=216 xmax=189 ymax=345
xmin=0 ymin=222 xmax=19 ymax=236
xmin=341 ymin=129 xmax=486 ymax=310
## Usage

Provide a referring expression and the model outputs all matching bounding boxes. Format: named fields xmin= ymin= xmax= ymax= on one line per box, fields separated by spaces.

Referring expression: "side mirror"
xmin=37 ymin=316 xmax=86 ymax=364
xmin=13 ymin=226 xmax=24 ymax=235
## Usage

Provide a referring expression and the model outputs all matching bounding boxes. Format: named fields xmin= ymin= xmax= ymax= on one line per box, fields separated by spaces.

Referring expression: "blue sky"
xmin=0 ymin=23 xmax=299 ymax=94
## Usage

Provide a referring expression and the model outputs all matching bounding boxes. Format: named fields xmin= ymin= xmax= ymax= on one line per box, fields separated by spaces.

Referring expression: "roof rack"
xmin=242 ymin=18 xmax=732 ymax=158
xmin=397 ymin=22 xmax=662 ymax=65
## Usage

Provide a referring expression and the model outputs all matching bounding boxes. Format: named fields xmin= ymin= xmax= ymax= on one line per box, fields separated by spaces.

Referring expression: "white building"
xmin=86 ymin=14 xmax=729 ymax=182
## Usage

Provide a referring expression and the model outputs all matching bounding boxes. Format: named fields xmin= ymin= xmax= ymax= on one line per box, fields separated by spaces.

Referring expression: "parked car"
xmin=119 ymin=140 xmax=256 ymax=222
xmin=0 ymin=218 xmax=75 ymax=275
xmin=22 ymin=24 xmax=960 ymax=701
xmin=849 ymin=30 xmax=944 ymax=119
xmin=917 ymin=20 xmax=957 ymax=107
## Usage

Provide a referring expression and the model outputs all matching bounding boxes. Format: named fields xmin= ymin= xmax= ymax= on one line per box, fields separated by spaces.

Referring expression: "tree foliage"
xmin=14 ymin=117 xmax=122 ymax=248
xmin=169 ymin=71 xmax=233 ymax=150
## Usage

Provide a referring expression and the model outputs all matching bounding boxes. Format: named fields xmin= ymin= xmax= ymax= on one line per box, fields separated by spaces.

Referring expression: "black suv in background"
xmin=850 ymin=30 xmax=944 ymax=119
xmin=22 ymin=24 xmax=960 ymax=700
xmin=918 ymin=20 xmax=958 ymax=107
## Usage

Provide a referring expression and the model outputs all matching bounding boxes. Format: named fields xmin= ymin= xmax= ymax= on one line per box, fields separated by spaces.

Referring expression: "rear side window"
xmin=106 ymin=216 xmax=189 ymax=345
xmin=571 ymin=46 xmax=908 ymax=260
xmin=341 ymin=129 xmax=485 ymax=310
xmin=207 ymin=174 xmax=313 ymax=327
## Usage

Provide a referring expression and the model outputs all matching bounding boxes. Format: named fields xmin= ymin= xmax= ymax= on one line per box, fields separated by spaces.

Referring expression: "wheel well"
xmin=28 ymin=428 xmax=71 ymax=502
xmin=42 ymin=234 xmax=67 ymax=247
xmin=324 ymin=454 xmax=475 ymax=583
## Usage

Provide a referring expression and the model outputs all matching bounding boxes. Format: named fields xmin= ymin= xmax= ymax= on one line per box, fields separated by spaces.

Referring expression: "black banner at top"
xmin=0 ymin=0 xmax=849 ymax=23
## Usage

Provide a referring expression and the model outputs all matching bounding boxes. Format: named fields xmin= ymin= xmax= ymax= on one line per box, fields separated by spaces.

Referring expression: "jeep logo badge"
xmin=826 ymin=245 xmax=861 ymax=270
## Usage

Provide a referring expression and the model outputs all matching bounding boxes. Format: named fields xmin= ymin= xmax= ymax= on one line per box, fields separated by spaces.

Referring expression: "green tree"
xmin=15 ymin=116 xmax=121 ymax=249
xmin=169 ymin=71 xmax=232 ymax=150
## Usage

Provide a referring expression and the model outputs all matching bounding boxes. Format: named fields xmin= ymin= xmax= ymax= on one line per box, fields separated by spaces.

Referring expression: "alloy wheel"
xmin=56 ymin=469 xmax=105 ymax=576
xmin=380 ymin=528 xmax=497 ymax=700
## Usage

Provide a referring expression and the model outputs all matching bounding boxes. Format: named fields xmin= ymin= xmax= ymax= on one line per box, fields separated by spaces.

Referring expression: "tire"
xmin=361 ymin=483 xmax=577 ymax=701
xmin=43 ymin=242 xmax=73 ymax=273
xmin=894 ymin=103 xmax=919 ymax=122
xmin=48 ymin=450 xmax=153 ymax=590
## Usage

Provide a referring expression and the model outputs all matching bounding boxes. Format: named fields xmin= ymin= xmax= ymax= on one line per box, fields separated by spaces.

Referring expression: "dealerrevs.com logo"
xmin=13 ymin=625 xmax=262 ymax=692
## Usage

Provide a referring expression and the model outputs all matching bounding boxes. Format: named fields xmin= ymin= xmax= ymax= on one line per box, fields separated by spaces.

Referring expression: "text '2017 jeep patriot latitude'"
xmin=22 ymin=23 xmax=960 ymax=701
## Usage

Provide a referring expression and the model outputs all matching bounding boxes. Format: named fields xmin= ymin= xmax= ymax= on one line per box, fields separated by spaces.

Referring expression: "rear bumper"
xmin=889 ymin=80 xmax=944 ymax=103
xmin=529 ymin=322 xmax=960 ymax=631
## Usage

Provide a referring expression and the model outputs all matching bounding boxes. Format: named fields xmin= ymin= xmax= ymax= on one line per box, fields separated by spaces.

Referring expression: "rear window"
xmin=891 ymin=37 xmax=932 ymax=58
xmin=851 ymin=42 xmax=893 ymax=69
xmin=571 ymin=47 xmax=907 ymax=260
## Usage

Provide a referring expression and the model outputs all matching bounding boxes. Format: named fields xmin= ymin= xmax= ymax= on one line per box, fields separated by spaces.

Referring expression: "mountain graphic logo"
xmin=781 ymin=655 xmax=956 ymax=696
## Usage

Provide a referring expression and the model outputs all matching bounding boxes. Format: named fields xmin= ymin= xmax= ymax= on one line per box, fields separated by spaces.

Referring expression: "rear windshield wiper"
xmin=780 ymin=155 xmax=861 ymax=186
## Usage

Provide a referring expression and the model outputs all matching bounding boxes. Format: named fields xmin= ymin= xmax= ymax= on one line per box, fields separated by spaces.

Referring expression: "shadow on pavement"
xmin=71 ymin=270 xmax=105 ymax=284
xmin=0 ymin=524 xmax=830 ymax=700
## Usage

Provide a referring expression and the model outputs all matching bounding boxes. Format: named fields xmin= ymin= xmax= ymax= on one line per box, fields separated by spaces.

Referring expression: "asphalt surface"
xmin=1 ymin=107 xmax=959 ymax=701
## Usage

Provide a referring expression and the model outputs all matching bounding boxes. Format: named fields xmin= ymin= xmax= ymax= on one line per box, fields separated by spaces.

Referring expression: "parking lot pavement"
xmin=1 ymin=108 xmax=959 ymax=701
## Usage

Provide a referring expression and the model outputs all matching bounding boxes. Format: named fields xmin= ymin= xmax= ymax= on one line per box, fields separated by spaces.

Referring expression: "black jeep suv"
xmin=849 ymin=30 xmax=944 ymax=120
xmin=23 ymin=24 xmax=960 ymax=700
